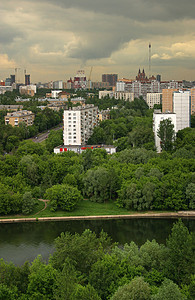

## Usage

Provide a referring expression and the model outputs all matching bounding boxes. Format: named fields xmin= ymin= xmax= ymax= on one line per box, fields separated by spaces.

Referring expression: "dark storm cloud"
xmin=0 ymin=0 xmax=195 ymax=81
xmin=29 ymin=0 xmax=195 ymax=21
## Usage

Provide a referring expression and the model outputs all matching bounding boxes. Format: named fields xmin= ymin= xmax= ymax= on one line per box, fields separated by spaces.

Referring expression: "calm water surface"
xmin=0 ymin=218 xmax=194 ymax=265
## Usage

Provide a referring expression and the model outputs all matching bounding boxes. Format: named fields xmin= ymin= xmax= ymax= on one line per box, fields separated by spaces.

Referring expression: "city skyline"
xmin=0 ymin=0 xmax=195 ymax=83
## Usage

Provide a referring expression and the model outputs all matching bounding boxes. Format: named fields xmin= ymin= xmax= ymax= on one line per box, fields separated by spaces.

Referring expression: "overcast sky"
xmin=0 ymin=0 xmax=195 ymax=83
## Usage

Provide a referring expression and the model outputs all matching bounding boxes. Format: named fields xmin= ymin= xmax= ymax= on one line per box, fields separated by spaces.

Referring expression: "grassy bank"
xmin=0 ymin=200 xmax=137 ymax=219
xmin=36 ymin=200 xmax=135 ymax=218
xmin=0 ymin=199 xmax=182 ymax=220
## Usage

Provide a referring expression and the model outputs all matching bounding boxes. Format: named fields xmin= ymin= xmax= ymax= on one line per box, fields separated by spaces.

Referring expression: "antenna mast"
xmin=149 ymin=43 xmax=151 ymax=78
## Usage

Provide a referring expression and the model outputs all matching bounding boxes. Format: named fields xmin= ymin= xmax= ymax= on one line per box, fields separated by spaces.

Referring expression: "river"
xmin=0 ymin=218 xmax=194 ymax=265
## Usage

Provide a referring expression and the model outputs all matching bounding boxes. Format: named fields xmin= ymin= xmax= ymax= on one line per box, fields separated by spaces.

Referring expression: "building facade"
xmin=162 ymin=88 xmax=178 ymax=112
xmin=147 ymin=93 xmax=162 ymax=109
xmin=63 ymin=104 xmax=99 ymax=145
xmin=191 ymin=88 xmax=195 ymax=115
xmin=114 ymin=92 xmax=134 ymax=101
xmin=102 ymin=74 xmax=118 ymax=87
xmin=53 ymin=80 xmax=63 ymax=90
xmin=25 ymin=74 xmax=30 ymax=86
xmin=54 ymin=144 xmax=116 ymax=155
xmin=5 ymin=110 xmax=35 ymax=127
xmin=99 ymin=90 xmax=114 ymax=99
xmin=173 ymin=90 xmax=191 ymax=131
xmin=0 ymin=105 xmax=23 ymax=111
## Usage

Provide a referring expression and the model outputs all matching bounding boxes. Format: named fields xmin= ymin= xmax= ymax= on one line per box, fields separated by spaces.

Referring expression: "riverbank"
xmin=0 ymin=211 xmax=195 ymax=223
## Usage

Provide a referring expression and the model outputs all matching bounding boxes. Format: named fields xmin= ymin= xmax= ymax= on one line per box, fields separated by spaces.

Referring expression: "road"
xmin=31 ymin=124 xmax=63 ymax=143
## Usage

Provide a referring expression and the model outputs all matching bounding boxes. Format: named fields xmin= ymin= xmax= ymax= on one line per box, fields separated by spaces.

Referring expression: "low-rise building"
xmin=5 ymin=110 xmax=35 ymax=127
xmin=114 ymin=92 xmax=134 ymax=101
xmin=99 ymin=90 xmax=114 ymax=99
xmin=98 ymin=109 xmax=110 ymax=121
xmin=19 ymin=85 xmax=36 ymax=96
xmin=54 ymin=144 xmax=116 ymax=154
xmin=0 ymin=105 xmax=23 ymax=111
xmin=71 ymin=97 xmax=86 ymax=105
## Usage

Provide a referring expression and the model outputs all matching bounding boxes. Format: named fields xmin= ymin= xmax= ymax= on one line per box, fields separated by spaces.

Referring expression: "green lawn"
xmin=35 ymin=200 xmax=133 ymax=218
xmin=0 ymin=200 xmax=173 ymax=220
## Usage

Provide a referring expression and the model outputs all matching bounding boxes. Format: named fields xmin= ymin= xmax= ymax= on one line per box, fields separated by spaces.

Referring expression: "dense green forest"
xmin=0 ymin=92 xmax=194 ymax=215
xmin=0 ymin=220 xmax=194 ymax=299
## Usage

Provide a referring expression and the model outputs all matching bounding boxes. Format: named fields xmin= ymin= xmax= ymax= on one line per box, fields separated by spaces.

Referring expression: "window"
xmin=73 ymin=113 xmax=76 ymax=116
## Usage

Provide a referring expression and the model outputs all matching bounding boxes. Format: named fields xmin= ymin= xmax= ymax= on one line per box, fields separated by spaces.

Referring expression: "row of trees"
xmin=0 ymin=220 xmax=194 ymax=299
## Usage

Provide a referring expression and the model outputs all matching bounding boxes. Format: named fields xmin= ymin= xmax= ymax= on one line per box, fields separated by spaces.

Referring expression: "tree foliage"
xmin=157 ymin=119 xmax=175 ymax=152
xmin=44 ymin=184 xmax=82 ymax=211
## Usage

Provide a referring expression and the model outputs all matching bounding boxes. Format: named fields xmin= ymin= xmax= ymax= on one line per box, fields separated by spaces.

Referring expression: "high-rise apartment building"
xmin=131 ymin=81 xmax=142 ymax=99
xmin=191 ymin=88 xmax=195 ymax=115
xmin=25 ymin=74 xmax=30 ymax=86
xmin=63 ymin=105 xmax=99 ymax=145
xmin=162 ymin=88 xmax=178 ymax=112
xmin=173 ymin=90 xmax=191 ymax=131
xmin=102 ymin=74 xmax=118 ymax=87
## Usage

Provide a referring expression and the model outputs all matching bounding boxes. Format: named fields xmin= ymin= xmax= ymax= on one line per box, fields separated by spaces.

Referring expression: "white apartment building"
xmin=51 ymin=90 xmax=62 ymax=98
xmin=173 ymin=90 xmax=191 ymax=131
xmin=151 ymin=80 xmax=160 ymax=93
xmin=99 ymin=90 xmax=114 ymax=99
xmin=153 ymin=110 xmax=177 ymax=153
xmin=53 ymin=80 xmax=63 ymax=90
xmin=63 ymin=104 xmax=99 ymax=145
xmin=114 ymin=92 xmax=134 ymax=101
xmin=131 ymin=81 xmax=142 ymax=99
xmin=116 ymin=81 xmax=126 ymax=92
xmin=147 ymin=93 xmax=162 ymax=109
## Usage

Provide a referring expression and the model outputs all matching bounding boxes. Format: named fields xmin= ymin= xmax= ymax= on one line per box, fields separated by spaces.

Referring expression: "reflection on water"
xmin=0 ymin=218 xmax=194 ymax=265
